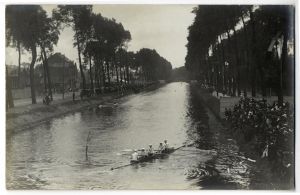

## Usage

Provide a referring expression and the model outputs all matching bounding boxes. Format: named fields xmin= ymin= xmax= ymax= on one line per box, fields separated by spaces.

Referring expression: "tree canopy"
xmin=185 ymin=5 xmax=294 ymax=104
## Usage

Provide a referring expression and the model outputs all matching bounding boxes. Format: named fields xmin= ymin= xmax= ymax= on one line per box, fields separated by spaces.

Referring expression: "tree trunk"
xmin=94 ymin=57 xmax=100 ymax=90
xmin=241 ymin=15 xmax=250 ymax=97
xmin=119 ymin=66 xmax=123 ymax=84
xmin=125 ymin=54 xmax=130 ymax=83
xmin=218 ymin=37 xmax=224 ymax=92
xmin=123 ymin=66 xmax=126 ymax=84
xmin=220 ymin=37 xmax=228 ymax=94
xmin=115 ymin=65 xmax=119 ymax=84
xmin=106 ymin=58 xmax=110 ymax=84
xmin=17 ymin=41 xmax=21 ymax=88
xmin=30 ymin=45 xmax=37 ymax=104
xmin=260 ymin=69 xmax=267 ymax=97
xmin=114 ymin=54 xmax=119 ymax=84
xmin=250 ymin=11 xmax=256 ymax=97
xmin=232 ymin=77 xmax=237 ymax=96
xmin=42 ymin=48 xmax=53 ymax=100
xmin=228 ymin=77 xmax=232 ymax=96
xmin=6 ymin=66 xmax=14 ymax=108
xmin=101 ymin=60 xmax=106 ymax=86
xmin=233 ymin=28 xmax=241 ymax=96
xmin=41 ymin=51 xmax=48 ymax=92
xmin=89 ymin=55 xmax=94 ymax=92
xmin=76 ymin=35 xmax=86 ymax=90
xmin=126 ymin=65 xmax=130 ymax=84
xmin=226 ymin=30 xmax=236 ymax=96
xmin=94 ymin=58 xmax=98 ymax=89
xmin=278 ymin=33 xmax=288 ymax=106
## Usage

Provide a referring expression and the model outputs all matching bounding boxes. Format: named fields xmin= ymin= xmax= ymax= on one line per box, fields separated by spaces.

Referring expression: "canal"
xmin=6 ymin=82 xmax=253 ymax=190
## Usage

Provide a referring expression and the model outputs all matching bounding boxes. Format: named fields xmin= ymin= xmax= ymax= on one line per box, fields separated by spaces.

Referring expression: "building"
xmin=6 ymin=53 xmax=79 ymax=99
xmin=6 ymin=63 xmax=30 ymax=89
xmin=36 ymin=53 xmax=79 ymax=93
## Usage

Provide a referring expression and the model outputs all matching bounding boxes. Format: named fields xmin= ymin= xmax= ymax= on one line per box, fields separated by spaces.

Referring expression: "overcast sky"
xmin=5 ymin=4 xmax=196 ymax=68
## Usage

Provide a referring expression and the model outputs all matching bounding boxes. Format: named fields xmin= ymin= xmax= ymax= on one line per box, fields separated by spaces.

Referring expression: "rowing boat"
xmin=111 ymin=144 xmax=193 ymax=170
xmin=130 ymin=147 xmax=175 ymax=164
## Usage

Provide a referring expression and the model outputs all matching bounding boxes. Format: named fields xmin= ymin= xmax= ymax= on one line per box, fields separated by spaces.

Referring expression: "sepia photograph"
xmin=4 ymin=0 xmax=296 ymax=191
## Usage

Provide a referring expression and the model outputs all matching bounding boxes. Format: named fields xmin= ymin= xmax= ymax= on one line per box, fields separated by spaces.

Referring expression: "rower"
xmin=163 ymin=140 xmax=169 ymax=151
xmin=131 ymin=149 xmax=138 ymax=162
xmin=139 ymin=148 xmax=147 ymax=157
xmin=158 ymin=143 xmax=164 ymax=153
xmin=147 ymin=144 xmax=154 ymax=156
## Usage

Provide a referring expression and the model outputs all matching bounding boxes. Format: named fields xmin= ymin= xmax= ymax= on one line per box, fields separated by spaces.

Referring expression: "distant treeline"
xmin=185 ymin=5 xmax=294 ymax=105
xmin=6 ymin=5 xmax=172 ymax=107
xmin=171 ymin=66 xmax=190 ymax=82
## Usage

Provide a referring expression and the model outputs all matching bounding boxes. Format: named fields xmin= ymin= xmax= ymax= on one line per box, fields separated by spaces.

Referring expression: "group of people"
xmin=42 ymin=94 xmax=52 ymax=105
xmin=225 ymin=98 xmax=293 ymax=151
xmin=131 ymin=140 xmax=170 ymax=162
xmin=224 ymin=97 xmax=294 ymax=176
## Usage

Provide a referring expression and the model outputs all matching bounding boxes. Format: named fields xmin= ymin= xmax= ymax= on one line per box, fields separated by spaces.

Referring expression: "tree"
xmin=136 ymin=48 xmax=172 ymax=81
xmin=87 ymin=14 xmax=131 ymax=87
xmin=126 ymin=51 xmax=136 ymax=83
xmin=39 ymin=13 xmax=60 ymax=100
xmin=6 ymin=5 xmax=51 ymax=104
xmin=53 ymin=5 xmax=93 ymax=90
xmin=6 ymin=6 xmax=24 ymax=87
xmin=90 ymin=13 xmax=107 ymax=88
xmin=185 ymin=5 xmax=294 ymax=102
xmin=255 ymin=5 xmax=295 ymax=105
xmin=101 ymin=18 xmax=131 ymax=85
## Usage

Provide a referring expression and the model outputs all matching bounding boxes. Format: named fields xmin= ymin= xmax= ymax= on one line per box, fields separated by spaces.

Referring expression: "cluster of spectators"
xmin=224 ymin=97 xmax=294 ymax=178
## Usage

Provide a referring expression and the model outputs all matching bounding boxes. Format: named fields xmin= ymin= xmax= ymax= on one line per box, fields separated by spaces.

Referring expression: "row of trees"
xmin=53 ymin=5 xmax=132 ymax=93
xmin=135 ymin=48 xmax=172 ymax=81
xmin=6 ymin=5 xmax=172 ymax=107
xmin=185 ymin=5 xmax=294 ymax=105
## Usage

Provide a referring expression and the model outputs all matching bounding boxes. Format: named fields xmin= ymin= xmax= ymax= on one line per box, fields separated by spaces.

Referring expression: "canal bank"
xmin=6 ymin=82 xmax=165 ymax=134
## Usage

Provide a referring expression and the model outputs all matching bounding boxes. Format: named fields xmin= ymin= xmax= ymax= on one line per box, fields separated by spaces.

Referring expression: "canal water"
xmin=6 ymin=82 xmax=253 ymax=190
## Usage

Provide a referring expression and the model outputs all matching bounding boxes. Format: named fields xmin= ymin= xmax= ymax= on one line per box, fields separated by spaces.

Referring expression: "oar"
xmin=175 ymin=142 xmax=195 ymax=150
xmin=110 ymin=142 xmax=195 ymax=171
xmin=110 ymin=163 xmax=134 ymax=170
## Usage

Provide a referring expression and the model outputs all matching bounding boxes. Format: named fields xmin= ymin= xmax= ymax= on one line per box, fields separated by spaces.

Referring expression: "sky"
xmin=5 ymin=4 xmax=196 ymax=68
